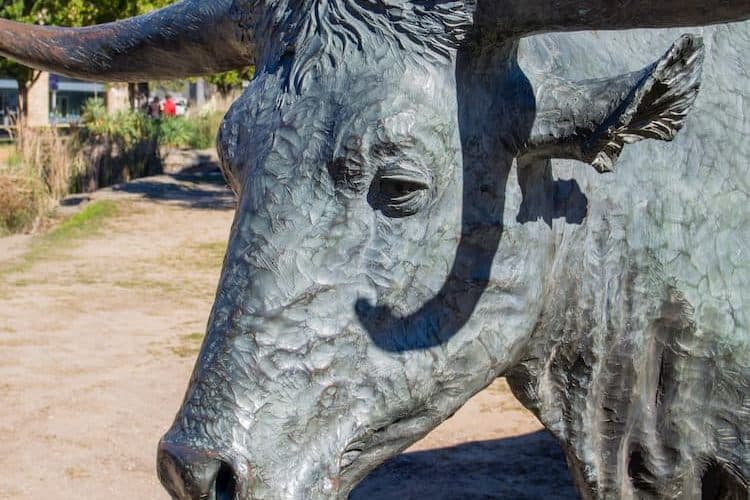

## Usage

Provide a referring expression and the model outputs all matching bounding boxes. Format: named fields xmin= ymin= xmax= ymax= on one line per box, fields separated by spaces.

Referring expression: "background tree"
xmin=43 ymin=0 xmax=172 ymax=24
xmin=0 ymin=0 xmax=53 ymax=116
xmin=207 ymin=67 xmax=256 ymax=99
xmin=0 ymin=0 xmax=172 ymax=116
xmin=0 ymin=1 xmax=253 ymax=116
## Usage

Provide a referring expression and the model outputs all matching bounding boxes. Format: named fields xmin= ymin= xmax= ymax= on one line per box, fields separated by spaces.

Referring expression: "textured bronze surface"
xmin=2 ymin=2 xmax=749 ymax=498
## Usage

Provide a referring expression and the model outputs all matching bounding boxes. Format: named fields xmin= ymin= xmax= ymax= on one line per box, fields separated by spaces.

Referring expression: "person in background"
xmin=148 ymin=96 xmax=161 ymax=119
xmin=163 ymin=94 xmax=177 ymax=118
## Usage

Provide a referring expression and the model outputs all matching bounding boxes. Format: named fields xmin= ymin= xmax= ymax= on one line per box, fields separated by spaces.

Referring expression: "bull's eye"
xmin=369 ymin=169 xmax=432 ymax=218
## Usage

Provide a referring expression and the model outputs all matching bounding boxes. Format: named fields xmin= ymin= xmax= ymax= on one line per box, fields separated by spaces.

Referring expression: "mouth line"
xmin=338 ymin=410 xmax=438 ymax=483
xmin=340 ymin=446 xmax=365 ymax=470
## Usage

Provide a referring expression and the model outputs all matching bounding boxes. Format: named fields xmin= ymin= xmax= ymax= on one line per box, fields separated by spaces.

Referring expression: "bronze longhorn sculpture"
xmin=1 ymin=1 xmax=750 ymax=498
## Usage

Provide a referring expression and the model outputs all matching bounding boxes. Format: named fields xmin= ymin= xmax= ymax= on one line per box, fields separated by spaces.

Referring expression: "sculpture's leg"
xmin=506 ymin=232 xmax=750 ymax=499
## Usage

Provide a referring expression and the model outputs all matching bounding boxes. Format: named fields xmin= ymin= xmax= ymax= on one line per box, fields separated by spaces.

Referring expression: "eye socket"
xmin=369 ymin=171 xmax=431 ymax=218
xmin=328 ymin=156 xmax=367 ymax=193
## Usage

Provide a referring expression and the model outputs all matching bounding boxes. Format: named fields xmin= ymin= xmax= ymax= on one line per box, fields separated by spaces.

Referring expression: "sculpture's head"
xmin=157 ymin=6 xmax=548 ymax=498
xmin=0 ymin=1 xmax=747 ymax=498
xmin=162 ymin=59 xmax=537 ymax=498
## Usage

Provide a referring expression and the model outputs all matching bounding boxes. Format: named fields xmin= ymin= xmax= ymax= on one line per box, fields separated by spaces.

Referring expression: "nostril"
xmin=215 ymin=461 xmax=237 ymax=500
xmin=157 ymin=440 xmax=224 ymax=499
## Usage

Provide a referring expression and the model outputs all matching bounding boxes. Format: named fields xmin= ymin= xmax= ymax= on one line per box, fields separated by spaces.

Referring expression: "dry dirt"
xmin=0 ymin=164 xmax=576 ymax=499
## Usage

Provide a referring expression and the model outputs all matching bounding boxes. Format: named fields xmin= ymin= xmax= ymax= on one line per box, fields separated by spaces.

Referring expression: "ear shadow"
xmin=553 ymin=178 xmax=588 ymax=224
xmin=516 ymin=159 xmax=588 ymax=227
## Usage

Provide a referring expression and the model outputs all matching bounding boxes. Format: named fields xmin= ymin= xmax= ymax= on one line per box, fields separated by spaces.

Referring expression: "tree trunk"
xmin=16 ymin=70 xmax=41 ymax=119
xmin=24 ymin=71 xmax=49 ymax=127
xmin=128 ymin=82 xmax=136 ymax=110
xmin=17 ymin=84 xmax=28 ymax=119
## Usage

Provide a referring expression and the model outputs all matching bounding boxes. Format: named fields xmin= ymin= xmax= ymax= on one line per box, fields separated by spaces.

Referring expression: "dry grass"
xmin=0 ymin=124 xmax=77 ymax=235
xmin=170 ymin=332 xmax=205 ymax=358
xmin=16 ymin=123 xmax=80 ymax=199
xmin=0 ymin=116 xmax=161 ymax=236
xmin=157 ymin=240 xmax=227 ymax=272
xmin=112 ymin=278 xmax=183 ymax=294
xmin=64 ymin=467 xmax=91 ymax=480
xmin=0 ymin=167 xmax=47 ymax=235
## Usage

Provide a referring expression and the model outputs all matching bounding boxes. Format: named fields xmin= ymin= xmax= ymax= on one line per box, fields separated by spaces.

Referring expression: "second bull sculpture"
xmin=1 ymin=1 xmax=749 ymax=498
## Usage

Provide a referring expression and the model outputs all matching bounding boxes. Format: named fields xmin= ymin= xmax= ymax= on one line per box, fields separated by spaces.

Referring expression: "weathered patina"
xmin=1 ymin=1 xmax=749 ymax=498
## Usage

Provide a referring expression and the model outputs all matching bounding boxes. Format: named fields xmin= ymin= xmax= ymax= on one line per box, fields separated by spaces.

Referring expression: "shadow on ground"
xmin=111 ymin=163 xmax=236 ymax=210
xmin=351 ymin=430 xmax=577 ymax=500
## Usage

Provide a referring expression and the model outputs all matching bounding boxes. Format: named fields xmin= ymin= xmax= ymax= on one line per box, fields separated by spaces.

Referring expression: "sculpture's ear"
xmin=520 ymin=35 xmax=704 ymax=173
xmin=0 ymin=0 xmax=254 ymax=81
xmin=584 ymin=35 xmax=704 ymax=172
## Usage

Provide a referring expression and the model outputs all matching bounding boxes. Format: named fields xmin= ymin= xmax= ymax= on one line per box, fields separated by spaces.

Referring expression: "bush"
xmin=79 ymin=98 xmax=159 ymax=147
xmin=72 ymin=98 xmax=161 ymax=191
xmin=158 ymin=112 xmax=222 ymax=150
xmin=0 ymin=99 xmax=224 ymax=235
xmin=16 ymin=123 xmax=78 ymax=199
xmin=0 ymin=123 xmax=73 ymax=234
xmin=157 ymin=116 xmax=195 ymax=148
xmin=79 ymin=98 xmax=221 ymax=151
xmin=0 ymin=165 xmax=46 ymax=235
xmin=189 ymin=111 xmax=223 ymax=149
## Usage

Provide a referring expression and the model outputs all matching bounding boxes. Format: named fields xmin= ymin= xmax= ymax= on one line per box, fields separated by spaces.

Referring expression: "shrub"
xmin=158 ymin=112 xmax=222 ymax=150
xmin=0 ymin=124 xmax=71 ymax=234
xmin=0 ymin=99 xmax=224 ymax=235
xmin=187 ymin=111 xmax=223 ymax=149
xmin=158 ymin=116 xmax=195 ymax=148
xmin=0 ymin=165 xmax=46 ymax=235
xmin=15 ymin=122 xmax=78 ymax=199
xmin=72 ymin=98 xmax=161 ymax=191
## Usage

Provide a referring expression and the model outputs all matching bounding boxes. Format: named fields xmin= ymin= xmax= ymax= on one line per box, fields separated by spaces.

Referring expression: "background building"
xmin=50 ymin=75 xmax=106 ymax=124
xmin=0 ymin=73 xmax=105 ymax=127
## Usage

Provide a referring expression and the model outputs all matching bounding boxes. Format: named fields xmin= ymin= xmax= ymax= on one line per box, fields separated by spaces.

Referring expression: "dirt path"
xmin=0 ymin=165 xmax=575 ymax=499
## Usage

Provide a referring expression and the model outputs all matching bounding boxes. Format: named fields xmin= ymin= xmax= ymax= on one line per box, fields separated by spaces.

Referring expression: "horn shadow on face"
xmin=356 ymin=40 xmax=536 ymax=352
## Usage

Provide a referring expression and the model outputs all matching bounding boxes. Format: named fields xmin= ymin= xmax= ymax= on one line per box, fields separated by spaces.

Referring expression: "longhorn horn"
xmin=481 ymin=0 xmax=750 ymax=36
xmin=0 ymin=0 xmax=253 ymax=81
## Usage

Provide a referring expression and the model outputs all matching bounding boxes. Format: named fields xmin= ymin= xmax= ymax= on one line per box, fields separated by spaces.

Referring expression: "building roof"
xmin=0 ymin=76 xmax=105 ymax=93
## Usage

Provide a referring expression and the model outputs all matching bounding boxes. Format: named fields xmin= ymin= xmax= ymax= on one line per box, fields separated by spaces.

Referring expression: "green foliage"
xmin=157 ymin=117 xmax=194 ymax=148
xmin=0 ymin=1 xmax=44 ymax=106
xmin=187 ymin=112 xmax=223 ymax=149
xmin=71 ymin=98 xmax=161 ymax=191
xmin=0 ymin=1 xmax=225 ymax=235
xmin=79 ymin=98 xmax=157 ymax=146
xmin=158 ymin=113 xmax=222 ymax=150
xmin=78 ymin=97 xmax=111 ymax=134
xmin=0 ymin=96 xmax=224 ymax=235
xmin=31 ymin=0 xmax=173 ymax=25
xmin=79 ymin=97 xmax=222 ymax=150
xmin=0 ymin=56 xmax=33 ymax=91
xmin=206 ymin=67 xmax=255 ymax=97
xmin=45 ymin=199 xmax=118 ymax=241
